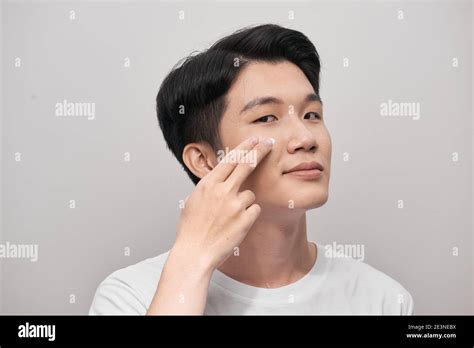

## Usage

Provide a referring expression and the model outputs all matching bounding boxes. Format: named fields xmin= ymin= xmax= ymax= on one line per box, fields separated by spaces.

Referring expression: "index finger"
xmin=226 ymin=138 xmax=274 ymax=191
xmin=208 ymin=136 xmax=260 ymax=183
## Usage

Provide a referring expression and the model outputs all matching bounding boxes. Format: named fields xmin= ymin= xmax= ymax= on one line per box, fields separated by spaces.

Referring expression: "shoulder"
xmin=320 ymin=244 xmax=414 ymax=315
xmin=89 ymin=250 xmax=170 ymax=315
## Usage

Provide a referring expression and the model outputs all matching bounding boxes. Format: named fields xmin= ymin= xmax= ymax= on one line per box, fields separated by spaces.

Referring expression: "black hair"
xmin=156 ymin=24 xmax=321 ymax=185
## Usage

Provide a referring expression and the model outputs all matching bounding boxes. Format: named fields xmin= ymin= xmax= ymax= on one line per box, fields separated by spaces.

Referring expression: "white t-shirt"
xmin=89 ymin=243 xmax=414 ymax=315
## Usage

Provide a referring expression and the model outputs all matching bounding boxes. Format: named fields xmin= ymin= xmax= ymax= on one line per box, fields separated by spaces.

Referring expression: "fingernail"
xmin=264 ymin=138 xmax=275 ymax=146
xmin=249 ymin=136 xmax=258 ymax=145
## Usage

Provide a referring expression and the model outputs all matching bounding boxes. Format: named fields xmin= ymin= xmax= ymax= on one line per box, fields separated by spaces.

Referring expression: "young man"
xmin=89 ymin=24 xmax=414 ymax=315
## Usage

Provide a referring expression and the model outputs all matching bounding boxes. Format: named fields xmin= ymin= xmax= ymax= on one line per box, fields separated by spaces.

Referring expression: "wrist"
xmin=168 ymin=242 xmax=215 ymax=280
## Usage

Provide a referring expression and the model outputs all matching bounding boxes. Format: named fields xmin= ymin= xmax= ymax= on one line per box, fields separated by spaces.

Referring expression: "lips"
xmin=283 ymin=161 xmax=324 ymax=174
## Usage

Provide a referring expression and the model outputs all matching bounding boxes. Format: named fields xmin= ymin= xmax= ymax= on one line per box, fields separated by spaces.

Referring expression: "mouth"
xmin=283 ymin=161 xmax=324 ymax=180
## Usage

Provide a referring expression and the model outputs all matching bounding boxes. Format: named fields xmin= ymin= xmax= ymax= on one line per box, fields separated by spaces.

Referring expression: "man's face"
xmin=218 ymin=60 xmax=332 ymax=211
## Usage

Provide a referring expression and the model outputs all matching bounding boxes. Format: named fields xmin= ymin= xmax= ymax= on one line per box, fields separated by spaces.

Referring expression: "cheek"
xmin=218 ymin=116 xmax=248 ymax=149
xmin=241 ymin=148 xmax=281 ymax=191
xmin=318 ymin=130 xmax=332 ymax=181
xmin=220 ymin=128 xmax=261 ymax=151
xmin=318 ymin=128 xmax=332 ymax=159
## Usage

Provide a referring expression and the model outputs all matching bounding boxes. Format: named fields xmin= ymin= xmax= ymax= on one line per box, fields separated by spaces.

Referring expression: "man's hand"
xmin=174 ymin=136 xmax=274 ymax=270
xmin=147 ymin=136 xmax=273 ymax=315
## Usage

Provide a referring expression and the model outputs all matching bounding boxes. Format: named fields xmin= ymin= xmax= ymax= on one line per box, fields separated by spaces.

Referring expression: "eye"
xmin=305 ymin=112 xmax=322 ymax=120
xmin=253 ymin=115 xmax=277 ymax=123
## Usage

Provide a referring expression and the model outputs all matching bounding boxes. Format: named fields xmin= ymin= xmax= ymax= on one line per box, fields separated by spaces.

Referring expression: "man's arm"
xmin=146 ymin=246 xmax=213 ymax=314
xmin=146 ymin=136 xmax=274 ymax=315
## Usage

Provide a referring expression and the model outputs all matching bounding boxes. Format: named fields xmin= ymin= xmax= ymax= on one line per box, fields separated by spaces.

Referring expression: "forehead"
xmin=225 ymin=60 xmax=316 ymax=110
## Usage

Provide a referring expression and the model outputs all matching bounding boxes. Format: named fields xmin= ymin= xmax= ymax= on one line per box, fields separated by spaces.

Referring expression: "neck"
xmin=217 ymin=206 xmax=317 ymax=288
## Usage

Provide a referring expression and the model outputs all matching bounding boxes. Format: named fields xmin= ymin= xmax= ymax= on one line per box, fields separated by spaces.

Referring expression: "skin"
xmin=147 ymin=60 xmax=332 ymax=314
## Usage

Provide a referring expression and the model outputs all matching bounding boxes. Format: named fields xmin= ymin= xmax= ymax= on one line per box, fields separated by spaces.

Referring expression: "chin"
xmin=292 ymin=190 xmax=329 ymax=210
xmin=258 ymin=187 xmax=329 ymax=211
xmin=252 ymin=174 xmax=330 ymax=210
xmin=305 ymin=193 xmax=329 ymax=209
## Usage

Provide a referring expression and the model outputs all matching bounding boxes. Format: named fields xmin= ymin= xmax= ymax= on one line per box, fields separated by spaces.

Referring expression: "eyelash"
xmin=253 ymin=112 xmax=322 ymax=123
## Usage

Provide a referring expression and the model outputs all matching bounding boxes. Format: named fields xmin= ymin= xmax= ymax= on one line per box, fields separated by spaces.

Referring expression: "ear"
xmin=182 ymin=142 xmax=218 ymax=180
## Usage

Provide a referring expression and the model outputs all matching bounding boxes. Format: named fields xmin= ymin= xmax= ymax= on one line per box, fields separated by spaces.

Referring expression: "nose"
xmin=286 ymin=117 xmax=318 ymax=154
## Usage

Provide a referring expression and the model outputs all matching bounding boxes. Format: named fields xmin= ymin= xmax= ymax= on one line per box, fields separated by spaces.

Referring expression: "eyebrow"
xmin=239 ymin=93 xmax=323 ymax=115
